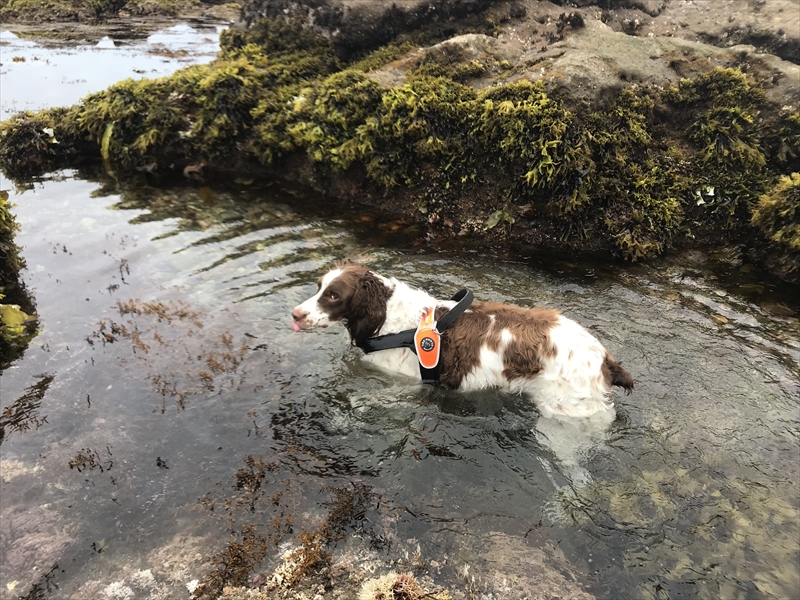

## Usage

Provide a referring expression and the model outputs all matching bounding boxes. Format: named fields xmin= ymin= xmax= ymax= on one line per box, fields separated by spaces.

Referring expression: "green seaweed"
xmin=764 ymin=110 xmax=800 ymax=171
xmin=350 ymin=41 xmax=416 ymax=73
xmin=0 ymin=107 xmax=92 ymax=177
xmin=353 ymin=76 xmax=477 ymax=188
xmin=0 ymin=194 xmax=37 ymax=364
xmin=584 ymin=89 xmax=685 ymax=259
xmin=0 ymin=194 xmax=26 ymax=288
xmin=663 ymin=68 xmax=769 ymax=229
xmin=412 ymin=44 xmax=488 ymax=83
xmin=478 ymin=82 xmax=574 ymax=187
xmin=287 ymin=70 xmax=385 ymax=168
xmin=752 ymin=173 xmax=800 ymax=279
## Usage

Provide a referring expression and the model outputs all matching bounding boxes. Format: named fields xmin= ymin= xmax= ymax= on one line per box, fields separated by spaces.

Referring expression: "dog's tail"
xmin=604 ymin=356 xmax=634 ymax=395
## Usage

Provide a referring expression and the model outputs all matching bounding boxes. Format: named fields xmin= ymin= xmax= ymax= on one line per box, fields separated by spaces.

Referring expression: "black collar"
xmin=356 ymin=289 xmax=474 ymax=383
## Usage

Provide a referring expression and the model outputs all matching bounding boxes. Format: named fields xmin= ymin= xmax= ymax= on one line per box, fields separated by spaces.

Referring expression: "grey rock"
xmin=364 ymin=2 xmax=799 ymax=108
xmin=514 ymin=17 xmax=800 ymax=105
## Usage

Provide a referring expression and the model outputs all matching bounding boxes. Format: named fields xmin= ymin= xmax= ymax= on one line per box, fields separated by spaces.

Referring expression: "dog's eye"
xmin=328 ymin=292 xmax=339 ymax=302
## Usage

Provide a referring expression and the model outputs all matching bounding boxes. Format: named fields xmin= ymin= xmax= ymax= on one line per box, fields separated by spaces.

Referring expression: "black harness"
xmin=356 ymin=289 xmax=474 ymax=384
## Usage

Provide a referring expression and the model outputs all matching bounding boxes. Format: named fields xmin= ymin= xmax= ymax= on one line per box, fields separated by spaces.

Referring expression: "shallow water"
xmin=0 ymin=22 xmax=223 ymax=120
xmin=1 ymin=24 xmax=800 ymax=600
xmin=1 ymin=169 xmax=798 ymax=599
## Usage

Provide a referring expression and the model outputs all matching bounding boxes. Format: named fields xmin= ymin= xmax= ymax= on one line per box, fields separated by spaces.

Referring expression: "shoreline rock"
xmin=0 ymin=3 xmax=798 ymax=284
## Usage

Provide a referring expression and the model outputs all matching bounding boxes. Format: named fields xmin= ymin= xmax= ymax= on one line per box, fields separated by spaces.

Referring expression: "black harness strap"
xmin=436 ymin=288 xmax=473 ymax=331
xmin=356 ymin=289 xmax=474 ymax=384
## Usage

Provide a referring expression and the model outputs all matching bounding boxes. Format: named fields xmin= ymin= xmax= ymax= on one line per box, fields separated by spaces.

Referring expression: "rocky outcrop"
xmin=240 ymin=0 xmax=800 ymax=65
xmin=240 ymin=0 xmax=498 ymax=56
xmin=1 ymin=1 xmax=798 ymax=283
xmin=593 ymin=0 xmax=800 ymax=65
xmin=368 ymin=1 xmax=799 ymax=106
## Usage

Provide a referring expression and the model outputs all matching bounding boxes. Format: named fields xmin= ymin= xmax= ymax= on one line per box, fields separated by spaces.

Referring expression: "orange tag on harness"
xmin=414 ymin=307 xmax=440 ymax=370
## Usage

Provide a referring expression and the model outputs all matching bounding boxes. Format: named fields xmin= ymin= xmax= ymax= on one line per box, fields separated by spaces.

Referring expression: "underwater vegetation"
xmin=84 ymin=297 xmax=251 ymax=412
xmin=195 ymin=460 xmax=374 ymax=599
xmin=559 ymin=434 xmax=800 ymax=599
xmin=1 ymin=17 xmax=798 ymax=281
xmin=0 ymin=373 xmax=53 ymax=444
xmin=192 ymin=450 xmax=457 ymax=600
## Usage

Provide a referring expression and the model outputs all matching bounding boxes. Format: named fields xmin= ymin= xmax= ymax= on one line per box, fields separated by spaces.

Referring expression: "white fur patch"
xmin=512 ymin=316 xmax=613 ymax=418
xmin=460 ymin=325 xmax=514 ymax=390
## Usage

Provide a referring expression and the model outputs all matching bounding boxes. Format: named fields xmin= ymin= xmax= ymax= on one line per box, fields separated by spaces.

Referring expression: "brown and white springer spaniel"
xmin=291 ymin=263 xmax=633 ymax=419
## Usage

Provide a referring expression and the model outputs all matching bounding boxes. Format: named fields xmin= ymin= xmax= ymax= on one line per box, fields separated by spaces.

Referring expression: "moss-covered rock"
xmin=0 ymin=193 xmax=37 ymax=365
xmin=0 ymin=17 xmax=798 ymax=282
xmin=0 ymin=108 xmax=96 ymax=178
xmin=0 ymin=0 xmax=200 ymax=20
xmin=752 ymin=173 xmax=800 ymax=281
xmin=239 ymin=0 xmax=498 ymax=59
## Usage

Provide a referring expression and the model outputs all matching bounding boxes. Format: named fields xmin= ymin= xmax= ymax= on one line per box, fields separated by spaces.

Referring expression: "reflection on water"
xmin=0 ymin=171 xmax=798 ymax=599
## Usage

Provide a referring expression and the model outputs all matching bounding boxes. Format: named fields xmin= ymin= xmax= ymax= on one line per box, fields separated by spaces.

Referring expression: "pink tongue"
xmin=291 ymin=320 xmax=301 ymax=332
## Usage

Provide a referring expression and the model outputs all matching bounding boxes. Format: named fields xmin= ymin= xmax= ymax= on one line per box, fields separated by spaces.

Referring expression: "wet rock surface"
xmin=364 ymin=0 xmax=799 ymax=105
xmin=239 ymin=0 xmax=799 ymax=65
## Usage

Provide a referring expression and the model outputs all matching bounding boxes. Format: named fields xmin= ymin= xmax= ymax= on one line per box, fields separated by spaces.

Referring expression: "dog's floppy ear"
xmin=345 ymin=270 xmax=391 ymax=345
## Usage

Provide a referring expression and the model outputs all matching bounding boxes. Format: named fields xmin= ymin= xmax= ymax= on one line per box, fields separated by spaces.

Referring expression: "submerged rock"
xmin=477 ymin=531 xmax=595 ymax=600
xmin=0 ymin=504 xmax=75 ymax=598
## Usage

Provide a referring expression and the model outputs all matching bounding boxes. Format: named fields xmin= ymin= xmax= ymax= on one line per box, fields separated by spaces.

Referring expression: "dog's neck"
xmin=378 ymin=277 xmax=437 ymax=335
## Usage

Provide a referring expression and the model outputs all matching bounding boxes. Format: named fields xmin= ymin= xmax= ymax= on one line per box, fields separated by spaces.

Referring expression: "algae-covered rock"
xmin=0 ymin=4 xmax=799 ymax=283
xmin=0 ymin=193 xmax=37 ymax=364
xmin=0 ymin=0 xmax=222 ymax=21
xmin=752 ymin=172 xmax=800 ymax=281
xmin=240 ymin=0 xmax=497 ymax=58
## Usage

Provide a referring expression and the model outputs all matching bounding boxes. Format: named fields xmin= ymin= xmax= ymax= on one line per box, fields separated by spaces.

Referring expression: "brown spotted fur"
xmin=435 ymin=302 xmax=562 ymax=389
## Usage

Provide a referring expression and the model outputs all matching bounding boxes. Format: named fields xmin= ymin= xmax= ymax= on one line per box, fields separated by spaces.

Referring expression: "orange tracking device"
xmin=414 ymin=307 xmax=441 ymax=371
xmin=357 ymin=289 xmax=472 ymax=384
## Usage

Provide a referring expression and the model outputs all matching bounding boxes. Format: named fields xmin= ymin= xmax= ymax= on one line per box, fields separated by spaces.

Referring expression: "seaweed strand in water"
xmin=195 ymin=451 xmax=377 ymax=599
xmin=0 ymin=373 xmax=54 ymax=445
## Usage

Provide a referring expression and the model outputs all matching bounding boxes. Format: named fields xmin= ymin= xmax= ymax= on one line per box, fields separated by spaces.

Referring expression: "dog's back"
xmin=435 ymin=301 xmax=632 ymax=418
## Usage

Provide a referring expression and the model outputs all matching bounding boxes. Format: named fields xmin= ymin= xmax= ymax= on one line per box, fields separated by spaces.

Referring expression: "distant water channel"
xmin=1 ymin=25 xmax=799 ymax=600
xmin=0 ymin=21 xmax=223 ymax=120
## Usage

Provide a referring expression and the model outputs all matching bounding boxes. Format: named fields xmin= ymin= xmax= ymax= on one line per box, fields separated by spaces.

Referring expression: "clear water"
xmin=1 ymin=172 xmax=798 ymax=599
xmin=1 ymin=24 xmax=799 ymax=600
xmin=0 ymin=22 xmax=224 ymax=120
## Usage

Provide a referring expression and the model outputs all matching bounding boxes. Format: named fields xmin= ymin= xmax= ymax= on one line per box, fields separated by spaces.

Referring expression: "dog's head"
xmin=291 ymin=263 xmax=393 ymax=344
